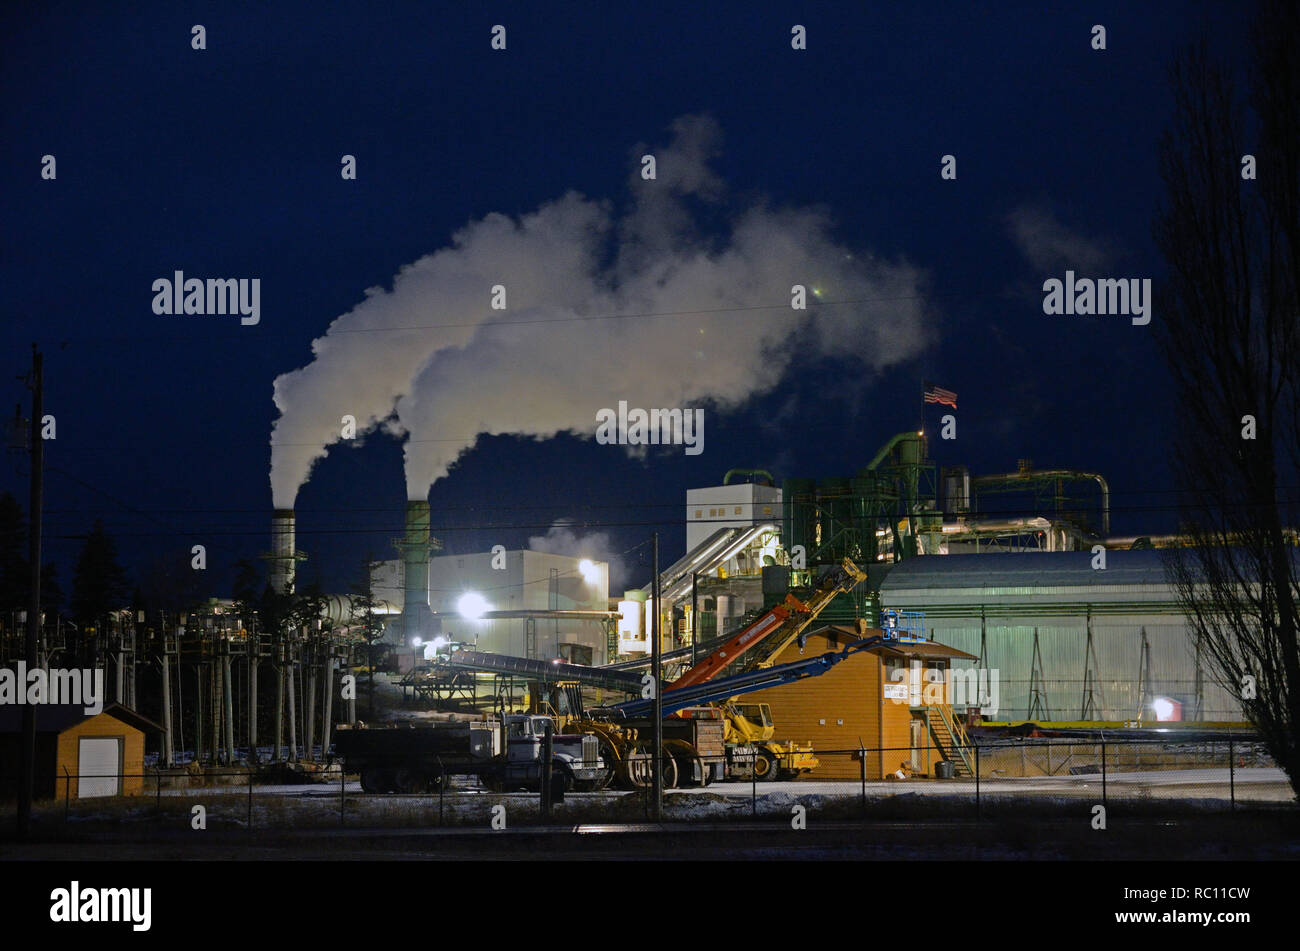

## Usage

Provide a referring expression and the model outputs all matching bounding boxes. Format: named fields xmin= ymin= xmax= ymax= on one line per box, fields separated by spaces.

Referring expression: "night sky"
xmin=1 ymin=2 xmax=1250 ymax=599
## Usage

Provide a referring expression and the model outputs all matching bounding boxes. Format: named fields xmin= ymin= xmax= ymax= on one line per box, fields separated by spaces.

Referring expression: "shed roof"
xmin=871 ymin=641 xmax=978 ymax=661
xmin=0 ymin=702 xmax=163 ymax=736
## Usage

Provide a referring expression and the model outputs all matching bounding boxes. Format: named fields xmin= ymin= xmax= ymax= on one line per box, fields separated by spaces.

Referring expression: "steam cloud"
xmin=270 ymin=115 xmax=933 ymax=508
xmin=528 ymin=520 xmax=628 ymax=591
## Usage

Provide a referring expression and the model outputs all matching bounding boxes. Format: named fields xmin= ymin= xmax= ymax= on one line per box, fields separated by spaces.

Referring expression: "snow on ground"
xmin=155 ymin=767 xmax=1294 ymax=803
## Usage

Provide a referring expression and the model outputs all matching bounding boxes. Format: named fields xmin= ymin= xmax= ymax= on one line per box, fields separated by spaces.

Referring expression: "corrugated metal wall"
xmin=884 ymin=606 xmax=1239 ymax=722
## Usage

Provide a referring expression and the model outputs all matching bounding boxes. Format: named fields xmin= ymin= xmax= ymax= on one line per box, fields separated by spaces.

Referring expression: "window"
xmin=734 ymin=506 xmax=742 ymax=515
xmin=762 ymin=506 xmax=772 ymax=515
xmin=695 ymin=510 xmax=702 ymax=518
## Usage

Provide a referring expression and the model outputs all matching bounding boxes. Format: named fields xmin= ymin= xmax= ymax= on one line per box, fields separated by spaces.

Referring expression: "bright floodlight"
xmin=1152 ymin=697 xmax=1175 ymax=721
xmin=431 ymin=636 xmax=448 ymax=651
xmin=411 ymin=637 xmax=423 ymax=647
xmin=578 ymin=559 xmax=599 ymax=583
xmin=457 ymin=591 xmax=490 ymax=620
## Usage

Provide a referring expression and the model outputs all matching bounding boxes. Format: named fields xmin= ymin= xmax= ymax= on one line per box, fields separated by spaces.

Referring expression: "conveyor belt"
xmin=443 ymin=649 xmax=645 ymax=692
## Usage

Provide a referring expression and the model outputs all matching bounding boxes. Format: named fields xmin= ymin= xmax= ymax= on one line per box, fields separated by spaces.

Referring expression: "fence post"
xmin=1101 ymin=738 xmax=1107 ymax=809
xmin=751 ymin=750 xmax=757 ymax=818
xmin=974 ymin=743 xmax=980 ymax=820
xmin=247 ymin=768 xmax=253 ymax=830
xmin=859 ymin=746 xmax=867 ymax=819
xmin=1228 ymin=733 xmax=1235 ymax=811
xmin=340 ymin=759 xmax=346 ymax=827
xmin=64 ymin=767 xmax=71 ymax=822
xmin=540 ymin=721 xmax=553 ymax=822
xmin=156 ymin=769 xmax=162 ymax=815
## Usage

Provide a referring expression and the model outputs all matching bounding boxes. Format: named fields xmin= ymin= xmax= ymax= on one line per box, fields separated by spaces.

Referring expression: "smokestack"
xmin=396 ymin=500 xmax=438 ymax=645
xmin=268 ymin=509 xmax=302 ymax=596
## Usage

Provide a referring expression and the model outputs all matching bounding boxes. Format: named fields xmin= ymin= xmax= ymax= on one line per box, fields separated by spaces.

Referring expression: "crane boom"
xmin=742 ymin=558 xmax=867 ymax=671
xmin=611 ymin=628 xmax=924 ymax=718
xmin=667 ymin=557 xmax=865 ymax=692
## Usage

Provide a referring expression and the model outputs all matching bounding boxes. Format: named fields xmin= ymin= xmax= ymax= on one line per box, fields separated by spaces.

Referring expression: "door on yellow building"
xmin=909 ymin=717 xmax=925 ymax=772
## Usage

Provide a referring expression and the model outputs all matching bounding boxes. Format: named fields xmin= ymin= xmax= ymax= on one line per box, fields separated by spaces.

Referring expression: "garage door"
xmin=78 ymin=737 xmax=122 ymax=798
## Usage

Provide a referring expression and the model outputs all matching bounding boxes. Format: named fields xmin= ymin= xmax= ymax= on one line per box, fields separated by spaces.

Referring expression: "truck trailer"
xmin=333 ymin=713 xmax=609 ymax=793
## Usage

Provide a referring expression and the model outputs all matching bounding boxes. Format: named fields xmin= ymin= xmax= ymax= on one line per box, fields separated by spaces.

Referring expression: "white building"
xmin=378 ymin=550 xmax=611 ymax=665
xmin=685 ymin=482 xmax=782 ymax=551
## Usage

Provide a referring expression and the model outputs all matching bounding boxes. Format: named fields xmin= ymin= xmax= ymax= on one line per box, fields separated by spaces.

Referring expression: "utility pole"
xmin=650 ymin=532 xmax=662 ymax=820
xmin=690 ymin=572 xmax=698 ymax=668
xmin=18 ymin=346 xmax=44 ymax=839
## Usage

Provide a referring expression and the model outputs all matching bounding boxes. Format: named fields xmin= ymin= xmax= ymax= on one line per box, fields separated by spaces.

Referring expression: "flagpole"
xmin=920 ymin=380 xmax=928 ymax=437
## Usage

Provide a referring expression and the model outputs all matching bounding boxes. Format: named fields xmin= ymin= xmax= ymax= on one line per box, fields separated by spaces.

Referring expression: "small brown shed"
xmin=743 ymin=625 xmax=978 ymax=780
xmin=0 ymin=702 xmax=162 ymax=801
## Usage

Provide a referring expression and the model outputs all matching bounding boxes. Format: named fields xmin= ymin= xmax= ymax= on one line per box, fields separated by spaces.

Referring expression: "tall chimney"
xmin=268 ymin=509 xmax=302 ymax=595
xmin=395 ymin=500 xmax=438 ymax=645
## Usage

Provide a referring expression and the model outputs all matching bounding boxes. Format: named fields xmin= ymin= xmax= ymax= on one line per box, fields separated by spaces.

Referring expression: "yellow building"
xmin=0 ymin=702 xmax=162 ymax=801
xmin=743 ymin=625 xmax=977 ymax=779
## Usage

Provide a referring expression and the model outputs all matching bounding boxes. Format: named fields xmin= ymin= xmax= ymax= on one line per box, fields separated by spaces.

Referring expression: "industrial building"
xmin=421 ymin=549 xmax=611 ymax=665
xmin=0 ymin=427 xmax=1247 ymax=800
xmin=685 ymin=472 xmax=782 ymax=550
xmin=646 ymin=432 xmax=1241 ymax=727
xmin=744 ymin=624 xmax=977 ymax=779
xmin=878 ymin=551 xmax=1239 ymax=723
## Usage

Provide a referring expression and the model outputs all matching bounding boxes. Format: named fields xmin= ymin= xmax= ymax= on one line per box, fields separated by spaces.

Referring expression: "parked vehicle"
xmin=333 ymin=713 xmax=609 ymax=793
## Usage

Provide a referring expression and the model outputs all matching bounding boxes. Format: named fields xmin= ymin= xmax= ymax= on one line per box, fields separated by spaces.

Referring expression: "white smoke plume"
xmin=528 ymin=520 xmax=628 ymax=591
xmin=270 ymin=115 xmax=933 ymax=508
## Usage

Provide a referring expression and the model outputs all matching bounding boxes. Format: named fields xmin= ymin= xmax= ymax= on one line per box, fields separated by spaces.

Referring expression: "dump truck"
xmin=333 ymin=713 xmax=610 ymax=793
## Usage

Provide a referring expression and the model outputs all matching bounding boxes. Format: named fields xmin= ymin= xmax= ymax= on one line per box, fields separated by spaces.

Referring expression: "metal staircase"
xmin=926 ymin=703 xmax=975 ymax=777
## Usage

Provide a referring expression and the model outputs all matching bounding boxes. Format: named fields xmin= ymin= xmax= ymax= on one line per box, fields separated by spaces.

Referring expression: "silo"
xmin=617 ymin=589 xmax=647 ymax=655
xmin=942 ymin=465 xmax=971 ymax=515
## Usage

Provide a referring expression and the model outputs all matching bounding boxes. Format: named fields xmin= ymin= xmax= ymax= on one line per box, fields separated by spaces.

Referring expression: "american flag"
xmin=923 ymin=382 xmax=957 ymax=408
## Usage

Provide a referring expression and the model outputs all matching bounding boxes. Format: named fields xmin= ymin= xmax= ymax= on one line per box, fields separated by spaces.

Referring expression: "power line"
xmin=60 ymin=291 xmax=936 ymax=346
xmin=37 ymin=498 xmax=1300 ymax=542
xmin=31 ymin=482 xmax=1300 ymax=516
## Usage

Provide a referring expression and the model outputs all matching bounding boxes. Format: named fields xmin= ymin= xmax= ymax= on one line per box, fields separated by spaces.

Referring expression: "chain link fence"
xmin=2 ymin=735 xmax=1290 ymax=832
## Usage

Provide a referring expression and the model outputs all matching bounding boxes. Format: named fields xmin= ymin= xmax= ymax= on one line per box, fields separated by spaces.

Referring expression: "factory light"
xmin=1152 ymin=696 xmax=1182 ymax=722
xmin=578 ymin=558 xmax=600 ymax=583
xmin=431 ymin=636 xmax=448 ymax=651
xmin=411 ymin=637 xmax=422 ymax=647
xmin=457 ymin=591 xmax=490 ymax=620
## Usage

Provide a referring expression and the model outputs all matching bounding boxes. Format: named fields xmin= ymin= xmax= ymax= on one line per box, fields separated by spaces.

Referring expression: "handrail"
xmin=930 ymin=703 xmax=975 ymax=775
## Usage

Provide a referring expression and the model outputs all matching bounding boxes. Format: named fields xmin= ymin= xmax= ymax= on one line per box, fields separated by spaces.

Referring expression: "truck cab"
xmin=501 ymin=715 xmax=608 ymax=791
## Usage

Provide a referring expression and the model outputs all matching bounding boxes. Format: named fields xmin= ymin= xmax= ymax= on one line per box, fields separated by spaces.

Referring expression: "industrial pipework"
xmin=972 ymin=466 xmax=1110 ymax=537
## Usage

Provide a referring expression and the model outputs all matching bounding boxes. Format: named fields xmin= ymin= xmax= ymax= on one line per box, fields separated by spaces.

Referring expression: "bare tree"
xmin=1154 ymin=1 xmax=1300 ymax=795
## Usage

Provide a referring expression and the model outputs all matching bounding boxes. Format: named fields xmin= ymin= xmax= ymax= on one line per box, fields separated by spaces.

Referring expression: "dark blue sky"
xmin=1 ymin=2 xmax=1249 ymax=598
